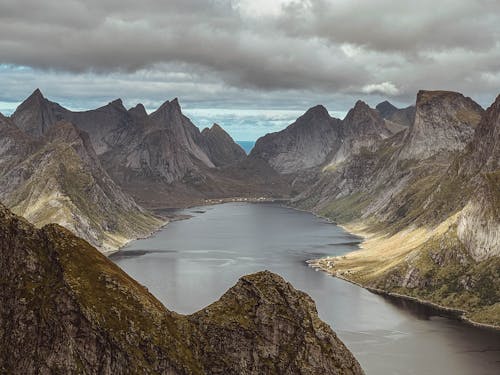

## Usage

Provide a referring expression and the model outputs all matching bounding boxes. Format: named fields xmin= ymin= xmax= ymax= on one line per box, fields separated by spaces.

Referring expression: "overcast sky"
xmin=1 ymin=0 xmax=499 ymax=140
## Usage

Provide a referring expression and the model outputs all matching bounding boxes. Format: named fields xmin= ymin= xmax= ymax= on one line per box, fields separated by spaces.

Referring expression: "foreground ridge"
xmin=0 ymin=203 xmax=363 ymax=374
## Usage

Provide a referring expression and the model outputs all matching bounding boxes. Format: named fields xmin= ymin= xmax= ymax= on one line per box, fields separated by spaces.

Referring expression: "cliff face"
xmin=250 ymin=105 xmax=342 ymax=174
xmin=0 ymin=203 xmax=363 ymax=374
xmin=455 ymin=95 xmax=500 ymax=260
xmin=0 ymin=120 xmax=161 ymax=252
xmin=399 ymin=91 xmax=484 ymax=160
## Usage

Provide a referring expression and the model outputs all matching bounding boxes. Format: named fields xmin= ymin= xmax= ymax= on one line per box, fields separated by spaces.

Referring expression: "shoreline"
xmin=286 ymin=204 xmax=500 ymax=331
xmin=309 ymin=260 xmax=500 ymax=331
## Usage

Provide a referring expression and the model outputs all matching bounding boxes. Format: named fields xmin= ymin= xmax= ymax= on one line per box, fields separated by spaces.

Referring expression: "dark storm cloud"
xmin=0 ymin=0 xmax=498 ymax=118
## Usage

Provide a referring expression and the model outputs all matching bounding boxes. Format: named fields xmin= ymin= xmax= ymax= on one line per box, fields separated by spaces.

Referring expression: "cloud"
xmin=0 ymin=0 xmax=498 ymax=139
xmin=362 ymin=82 xmax=399 ymax=96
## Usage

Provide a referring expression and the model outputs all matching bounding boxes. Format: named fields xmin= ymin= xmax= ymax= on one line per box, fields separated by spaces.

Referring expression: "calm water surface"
xmin=112 ymin=203 xmax=500 ymax=375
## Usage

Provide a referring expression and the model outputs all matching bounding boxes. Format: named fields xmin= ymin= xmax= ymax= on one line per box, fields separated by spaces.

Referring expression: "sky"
xmin=0 ymin=0 xmax=499 ymax=140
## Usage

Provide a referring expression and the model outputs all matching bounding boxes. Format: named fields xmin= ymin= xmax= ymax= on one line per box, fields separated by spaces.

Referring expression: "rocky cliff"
xmin=399 ymin=91 xmax=483 ymax=160
xmin=0 ymin=203 xmax=363 ymax=374
xmin=0 ymin=120 xmax=161 ymax=252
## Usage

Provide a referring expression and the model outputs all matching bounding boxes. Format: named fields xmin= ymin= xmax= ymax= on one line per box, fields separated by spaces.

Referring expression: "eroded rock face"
xmin=0 ymin=120 xmax=161 ymax=251
xmin=456 ymin=94 xmax=500 ymax=260
xmin=399 ymin=90 xmax=484 ymax=160
xmin=329 ymin=100 xmax=392 ymax=166
xmin=250 ymin=105 xmax=342 ymax=174
xmin=0 ymin=204 xmax=364 ymax=375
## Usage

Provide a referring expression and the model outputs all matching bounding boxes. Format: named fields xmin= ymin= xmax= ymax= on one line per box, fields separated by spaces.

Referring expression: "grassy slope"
xmin=305 ymin=137 xmax=499 ymax=326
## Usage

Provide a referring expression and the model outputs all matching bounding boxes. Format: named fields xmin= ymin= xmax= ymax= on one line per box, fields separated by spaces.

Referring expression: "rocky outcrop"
xmin=328 ymin=100 xmax=392 ymax=166
xmin=0 ymin=120 xmax=161 ymax=251
xmin=376 ymin=100 xmax=415 ymax=127
xmin=200 ymin=123 xmax=246 ymax=167
xmin=0 ymin=204 xmax=363 ymax=374
xmin=250 ymin=105 xmax=342 ymax=174
xmin=399 ymin=90 xmax=484 ymax=160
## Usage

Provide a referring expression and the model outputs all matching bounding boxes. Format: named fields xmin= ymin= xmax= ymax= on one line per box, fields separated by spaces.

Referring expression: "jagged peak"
xmin=108 ymin=98 xmax=126 ymax=110
xmin=303 ymin=104 xmax=329 ymax=117
xmin=376 ymin=100 xmax=398 ymax=116
xmin=152 ymin=97 xmax=183 ymax=116
xmin=353 ymin=100 xmax=371 ymax=110
xmin=30 ymin=88 xmax=45 ymax=100
xmin=210 ymin=123 xmax=224 ymax=132
xmin=128 ymin=103 xmax=147 ymax=117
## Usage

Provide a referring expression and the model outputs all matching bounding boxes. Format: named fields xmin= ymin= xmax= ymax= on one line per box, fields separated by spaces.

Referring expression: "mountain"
xmin=376 ymin=100 xmax=415 ymax=127
xmin=250 ymin=105 xmax=342 ymax=174
xmin=294 ymin=91 xmax=499 ymax=326
xmin=399 ymin=91 xmax=484 ymax=160
xmin=0 ymin=120 xmax=161 ymax=251
xmin=328 ymin=100 xmax=393 ymax=166
xmin=200 ymin=123 xmax=246 ymax=166
xmin=0 ymin=203 xmax=364 ymax=374
xmin=10 ymin=89 xmax=67 ymax=137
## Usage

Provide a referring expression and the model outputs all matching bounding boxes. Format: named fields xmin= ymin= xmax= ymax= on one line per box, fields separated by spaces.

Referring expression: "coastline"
xmin=309 ymin=259 xmax=500 ymax=331
xmin=303 ymin=219 xmax=500 ymax=332
xmin=285 ymin=203 xmax=500 ymax=330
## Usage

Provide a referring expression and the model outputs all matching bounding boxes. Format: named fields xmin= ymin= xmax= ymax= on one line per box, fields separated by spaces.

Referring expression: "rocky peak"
xmin=108 ymin=98 xmax=126 ymax=111
xmin=11 ymin=89 xmax=64 ymax=137
xmin=342 ymin=100 xmax=389 ymax=138
xmin=200 ymin=123 xmax=246 ymax=167
xmin=399 ymin=90 xmax=484 ymax=160
xmin=128 ymin=103 xmax=148 ymax=118
xmin=150 ymin=98 xmax=214 ymax=167
xmin=376 ymin=100 xmax=398 ymax=118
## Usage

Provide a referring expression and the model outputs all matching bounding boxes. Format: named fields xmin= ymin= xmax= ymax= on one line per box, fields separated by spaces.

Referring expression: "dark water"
xmin=236 ymin=140 xmax=255 ymax=154
xmin=112 ymin=203 xmax=500 ymax=375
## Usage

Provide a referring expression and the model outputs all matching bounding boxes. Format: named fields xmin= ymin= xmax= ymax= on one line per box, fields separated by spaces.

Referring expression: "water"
xmin=236 ymin=140 xmax=255 ymax=154
xmin=111 ymin=203 xmax=500 ymax=375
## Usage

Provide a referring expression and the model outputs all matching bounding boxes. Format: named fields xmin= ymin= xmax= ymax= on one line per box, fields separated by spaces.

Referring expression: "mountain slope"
xmin=295 ymin=91 xmax=499 ymax=326
xmin=0 ymin=203 xmax=363 ymax=374
xmin=399 ymin=91 xmax=483 ymax=160
xmin=0 ymin=120 xmax=161 ymax=251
